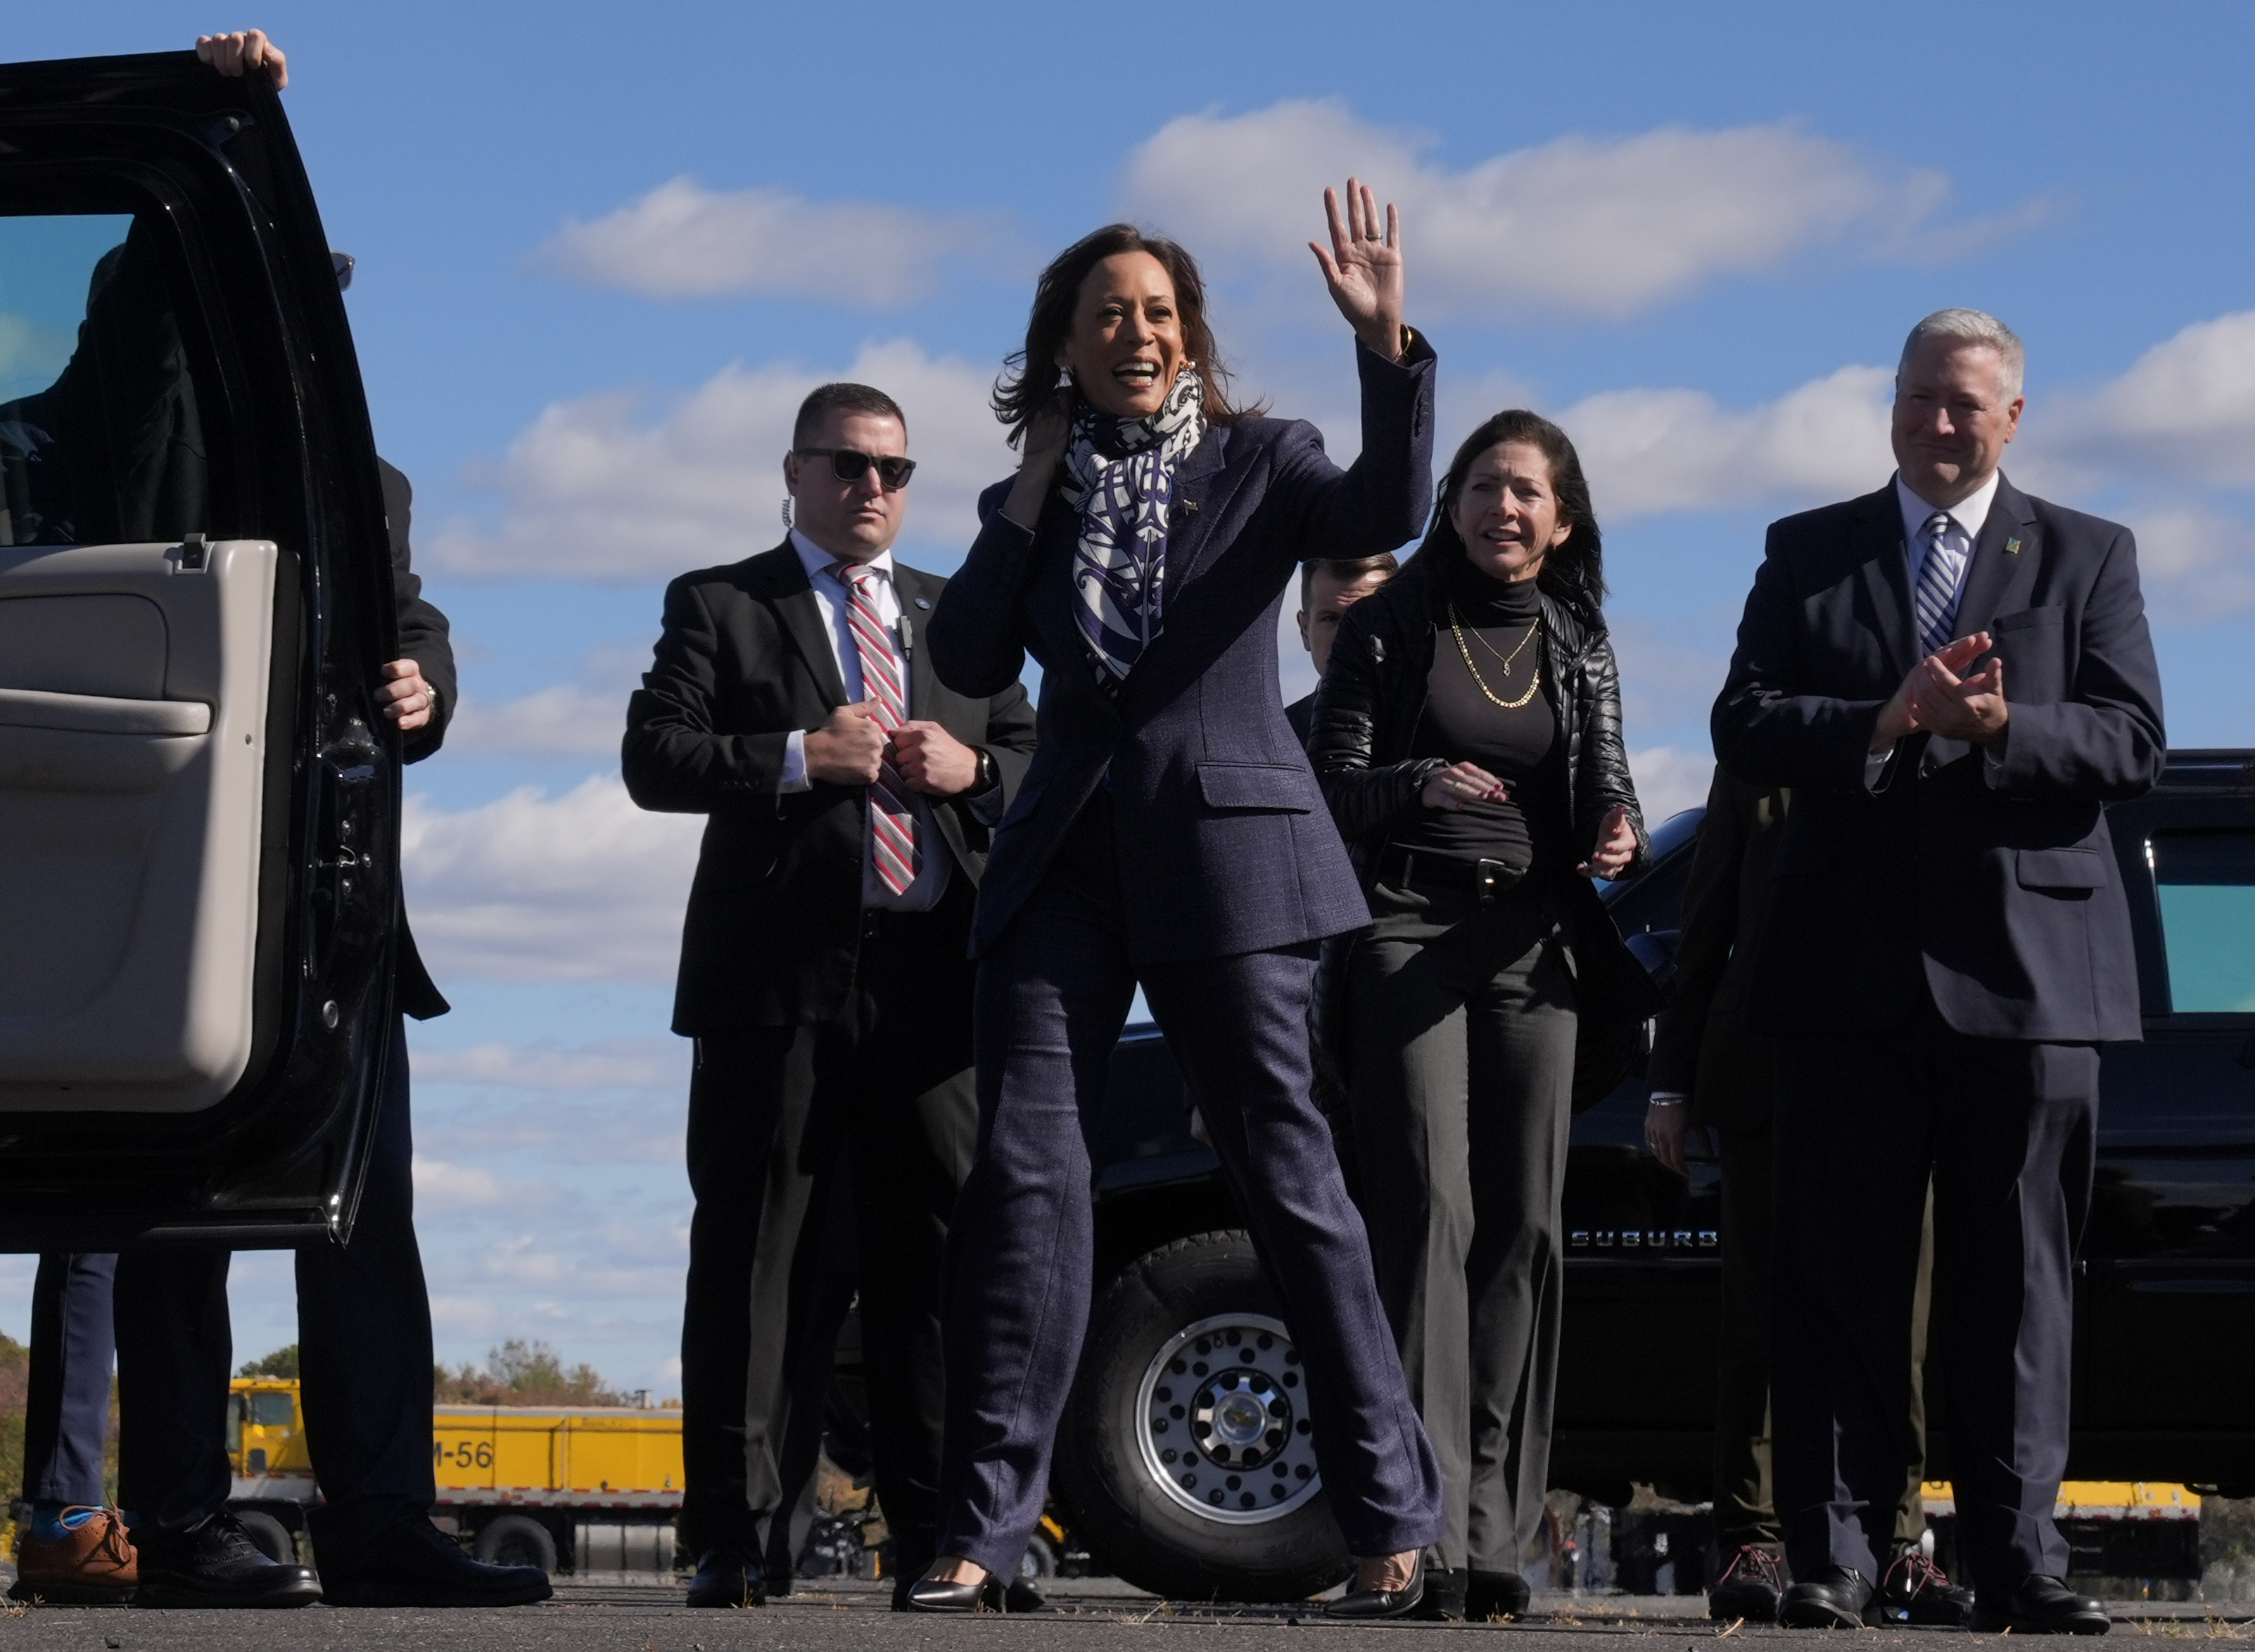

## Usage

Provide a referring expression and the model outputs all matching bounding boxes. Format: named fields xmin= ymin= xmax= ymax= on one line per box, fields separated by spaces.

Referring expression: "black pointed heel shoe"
xmin=1328 ymin=1551 xmax=1425 ymax=1620
xmin=903 ymin=1574 xmax=1005 ymax=1613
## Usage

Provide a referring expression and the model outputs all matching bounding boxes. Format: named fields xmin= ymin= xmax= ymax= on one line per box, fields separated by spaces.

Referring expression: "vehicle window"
xmin=2152 ymin=833 xmax=2255 ymax=1015
xmin=0 ymin=210 xmax=210 ymax=547
xmin=249 ymin=1391 xmax=296 ymax=1428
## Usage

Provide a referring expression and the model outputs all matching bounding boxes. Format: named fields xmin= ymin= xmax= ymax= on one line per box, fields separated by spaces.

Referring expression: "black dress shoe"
xmin=1708 ymin=1544 xmax=1786 ymax=1623
xmin=1777 ymin=1564 xmax=1878 ymax=1629
xmin=1972 ymin=1573 xmax=2111 ymax=1635
xmin=1327 ymin=1552 xmax=1425 ymax=1620
xmin=131 ymin=1511 xmax=322 ymax=1609
xmin=319 ymin=1514 xmax=552 ymax=1608
xmin=1005 ymin=1578 xmax=1048 ymax=1613
xmin=685 ymin=1545 xmax=763 ymax=1608
xmin=1412 ymin=1565 xmax=1468 ymax=1620
xmin=1880 ymin=1547 xmax=1974 ymax=1627
xmin=1466 ymin=1568 xmax=1531 ymax=1620
xmin=902 ymin=1574 xmax=1005 ymax=1613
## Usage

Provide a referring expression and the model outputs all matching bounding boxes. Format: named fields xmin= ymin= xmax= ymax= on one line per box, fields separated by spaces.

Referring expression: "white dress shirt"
xmin=777 ymin=530 xmax=956 ymax=912
xmin=1867 ymin=469 xmax=2007 ymax=788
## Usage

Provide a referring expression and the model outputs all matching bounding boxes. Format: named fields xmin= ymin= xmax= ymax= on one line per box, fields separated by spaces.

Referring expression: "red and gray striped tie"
xmin=834 ymin=561 xmax=919 ymax=897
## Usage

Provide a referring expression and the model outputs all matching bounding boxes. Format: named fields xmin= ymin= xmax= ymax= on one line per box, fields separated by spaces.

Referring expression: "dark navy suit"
xmin=926 ymin=340 xmax=1447 ymax=1575
xmin=1713 ymin=474 xmax=2164 ymax=1593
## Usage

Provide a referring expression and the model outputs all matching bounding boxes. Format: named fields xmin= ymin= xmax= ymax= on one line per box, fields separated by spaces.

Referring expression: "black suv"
xmin=1053 ymin=754 xmax=2255 ymax=1600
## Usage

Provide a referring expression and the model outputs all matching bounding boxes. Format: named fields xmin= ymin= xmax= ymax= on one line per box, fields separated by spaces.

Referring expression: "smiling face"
xmin=1054 ymin=250 xmax=1187 ymax=420
xmin=782 ymin=409 xmax=908 ymax=563
xmin=1452 ymin=440 xmax=1573 ymax=584
xmin=1891 ymin=337 xmax=2023 ymax=508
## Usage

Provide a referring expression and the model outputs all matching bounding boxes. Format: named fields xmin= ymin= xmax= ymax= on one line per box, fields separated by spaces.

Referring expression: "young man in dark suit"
xmin=623 ymin=383 xmax=1035 ymax=1608
xmin=1714 ymin=309 xmax=2165 ymax=1634
xmin=1285 ymin=553 xmax=1397 ymax=744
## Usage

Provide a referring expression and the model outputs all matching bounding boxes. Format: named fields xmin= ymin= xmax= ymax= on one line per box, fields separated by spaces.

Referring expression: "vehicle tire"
xmin=1018 ymin=1533 xmax=1058 ymax=1580
xmin=232 ymin=1508 xmax=295 ymax=1564
xmin=474 ymin=1514 xmax=557 ymax=1575
xmin=1054 ymin=1231 xmax=1354 ymax=1602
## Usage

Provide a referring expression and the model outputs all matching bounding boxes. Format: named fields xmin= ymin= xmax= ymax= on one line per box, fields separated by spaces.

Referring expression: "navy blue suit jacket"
xmin=929 ymin=338 xmax=1437 ymax=963
xmin=1712 ymin=474 xmax=2165 ymax=1043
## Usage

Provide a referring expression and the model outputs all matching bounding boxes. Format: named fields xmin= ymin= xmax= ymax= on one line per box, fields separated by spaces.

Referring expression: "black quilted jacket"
xmin=1309 ymin=554 xmax=1651 ymax=874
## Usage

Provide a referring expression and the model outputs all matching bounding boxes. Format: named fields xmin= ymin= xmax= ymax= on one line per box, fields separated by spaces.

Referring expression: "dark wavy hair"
xmin=1420 ymin=409 xmax=1606 ymax=613
xmin=992 ymin=224 xmax=1259 ymax=447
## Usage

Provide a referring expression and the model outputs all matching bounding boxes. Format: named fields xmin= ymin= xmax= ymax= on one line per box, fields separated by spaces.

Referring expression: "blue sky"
xmin=5 ymin=0 xmax=2254 ymax=1392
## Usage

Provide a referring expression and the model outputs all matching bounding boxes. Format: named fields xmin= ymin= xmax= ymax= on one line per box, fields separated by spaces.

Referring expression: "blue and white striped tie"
xmin=1912 ymin=510 xmax=1966 ymax=657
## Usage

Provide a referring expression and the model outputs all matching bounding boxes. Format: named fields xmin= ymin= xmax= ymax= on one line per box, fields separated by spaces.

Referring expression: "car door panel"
xmin=0 ymin=536 xmax=273 ymax=1110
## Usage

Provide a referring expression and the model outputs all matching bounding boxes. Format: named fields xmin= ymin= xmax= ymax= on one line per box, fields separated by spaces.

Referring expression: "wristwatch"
xmin=974 ymin=746 xmax=998 ymax=793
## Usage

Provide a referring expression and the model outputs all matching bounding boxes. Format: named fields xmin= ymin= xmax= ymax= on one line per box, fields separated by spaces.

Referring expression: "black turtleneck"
xmin=1395 ymin=559 xmax=1561 ymax=872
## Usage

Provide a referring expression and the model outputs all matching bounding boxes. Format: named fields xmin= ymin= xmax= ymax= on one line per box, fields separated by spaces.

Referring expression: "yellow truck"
xmin=227 ymin=1378 xmax=684 ymax=1574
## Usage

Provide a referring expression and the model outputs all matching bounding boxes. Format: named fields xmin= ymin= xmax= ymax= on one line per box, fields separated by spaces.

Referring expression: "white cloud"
xmin=2113 ymin=504 xmax=2255 ymax=622
xmin=410 ymin=1155 xmax=540 ymax=1212
xmin=1122 ymin=102 xmax=1995 ymax=319
xmin=400 ymin=775 xmax=701 ymax=981
xmin=446 ymin=685 xmax=630 ymax=757
xmin=2043 ymin=310 xmax=2255 ymax=488
xmin=414 ymin=1037 xmax=684 ymax=1092
xmin=1562 ymin=364 xmax=1894 ymax=520
xmin=1628 ymin=746 xmax=1717 ymax=826
xmin=429 ymin=339 xmax=1010 ymax=580
xmin=540 ymin=176 xmax=1001 ymax=307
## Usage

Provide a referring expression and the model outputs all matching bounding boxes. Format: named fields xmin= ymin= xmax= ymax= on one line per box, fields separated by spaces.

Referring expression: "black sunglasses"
xmin=794 ymin=447 xmax=916 ymax=490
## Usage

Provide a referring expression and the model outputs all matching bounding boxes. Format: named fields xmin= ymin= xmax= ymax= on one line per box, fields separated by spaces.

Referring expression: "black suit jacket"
xmin=930 ymin=338 xmax=1434 ymax=964
xmin=1712 ymin=474 xmax=2165 ymax=1043
xmin=1284 ymin=691 xmax=1316 ymax=748
xmin=379 ymin=459 xmax=455 ymax=1021
xmin=623 ymin=541 xmax=1036 ymax=1034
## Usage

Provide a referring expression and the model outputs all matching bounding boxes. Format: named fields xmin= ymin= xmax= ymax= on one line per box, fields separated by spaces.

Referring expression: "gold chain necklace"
xmin=1448 ymin=603 xmax=1541 ymax=710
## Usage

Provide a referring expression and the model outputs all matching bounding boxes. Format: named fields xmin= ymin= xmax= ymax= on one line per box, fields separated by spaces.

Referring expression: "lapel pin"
xmin=2005 ymin=538 xmax=2022 ymax=555
xmin=914 ymin=596 xmax=931 ymax=609
xmin=1181 ymin=500 xmax=1200 ymax=514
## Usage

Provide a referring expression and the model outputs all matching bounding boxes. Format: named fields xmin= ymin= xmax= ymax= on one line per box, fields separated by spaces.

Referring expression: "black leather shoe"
xmin=1412 ymin=1565 xmax=1468 ymax=1620
xmin=1880 ymin=1547 xmax=1974 ymax=1627
xmin=1466 ymin=1568 xmax=1531 ymax=1620
xmin=131 ymin=1512 xmax=322 ymax=1609
xmin=1777 ymin=1564 xmax=1878 ymax=1629
xmin=685 ymin=1545 xmax=763 ymax=1608
xmin=903 ymin=1574 xmax=1004 ymax=1613
xmin=319 ymin=1514 xmax=552 ymax=1608
xmin=1327 ymin=1552 xmax=1425 ymax=1620
xmin=1972 ymin=1573 xmax=2111 ymax=1635
xmin=1005 ymin=1578 xmax=1048 ymax=1613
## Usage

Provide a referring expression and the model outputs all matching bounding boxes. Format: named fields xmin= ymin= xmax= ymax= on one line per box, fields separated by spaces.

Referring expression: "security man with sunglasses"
xmin=625 ymin=382 xmax=1036 ymax=1608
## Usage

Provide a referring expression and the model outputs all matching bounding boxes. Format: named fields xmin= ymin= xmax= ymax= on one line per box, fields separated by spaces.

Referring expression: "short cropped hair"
xmin=794 ymin=382 xmax=907 ymax=448
xmin=1898 ymin=309 xmax=2025 ymax=402
xmin=1299 ymin=552 xmax=1400 ymax=610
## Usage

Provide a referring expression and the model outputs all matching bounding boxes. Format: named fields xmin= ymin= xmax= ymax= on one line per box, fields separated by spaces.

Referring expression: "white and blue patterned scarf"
xmin=1060 ymin=369 xmax=1206 ymax=691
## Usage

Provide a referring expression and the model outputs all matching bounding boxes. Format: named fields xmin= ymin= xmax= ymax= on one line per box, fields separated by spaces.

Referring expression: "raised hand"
xmin=1309 ymin=177 xmax=1404 ymax=361
xmin=1002 ymin=390 xmax=1074 ymax=531
xmin=196 ymin=30 xmax=288 ymax=87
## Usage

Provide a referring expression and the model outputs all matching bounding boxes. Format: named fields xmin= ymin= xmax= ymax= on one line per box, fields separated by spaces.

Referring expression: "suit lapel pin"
xmin=2005 ymin=538 xmax=2022 ymax=555
xmin=914 ymin=596 xmax=931 ymax=609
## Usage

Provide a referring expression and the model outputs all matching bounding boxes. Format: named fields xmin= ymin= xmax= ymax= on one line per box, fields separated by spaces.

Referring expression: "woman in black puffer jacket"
xmin=1308 ymin=408 xmax=1654 ymax=1622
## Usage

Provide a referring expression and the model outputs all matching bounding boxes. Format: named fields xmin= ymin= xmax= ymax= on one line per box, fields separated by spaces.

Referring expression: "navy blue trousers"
xmin=22 ymin=1251 xmax=117 ymax=1506
xmin=113 ymin=1018 xmax=437 ymax=1551
xmin=1773 ymin=998 xmax=2097 ymax=1594
xmin=936 ymin=794 xmax=1444 ymax=1575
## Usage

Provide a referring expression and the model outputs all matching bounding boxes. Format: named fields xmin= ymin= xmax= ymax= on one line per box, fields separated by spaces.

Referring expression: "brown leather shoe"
xmin=9 ymin=1506 xmax=139 ymax=1604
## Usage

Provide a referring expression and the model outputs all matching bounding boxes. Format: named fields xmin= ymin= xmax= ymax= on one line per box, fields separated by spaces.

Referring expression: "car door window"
xmin=2151 ymin=832 xmax=2255 ymax=1015
xmin=0 ymin=203 xmax=273 ymax=1114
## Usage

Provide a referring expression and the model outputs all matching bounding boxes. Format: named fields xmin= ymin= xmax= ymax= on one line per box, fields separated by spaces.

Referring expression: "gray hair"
xmin=1898 ymin=308 xmax=2025 ymax=401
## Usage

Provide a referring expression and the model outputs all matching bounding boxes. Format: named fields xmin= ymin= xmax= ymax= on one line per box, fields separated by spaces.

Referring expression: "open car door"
xmin=0 ymin=52 xmax=400 ymax=1247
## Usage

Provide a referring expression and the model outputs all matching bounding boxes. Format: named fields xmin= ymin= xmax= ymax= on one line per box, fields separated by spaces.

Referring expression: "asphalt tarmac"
xmin=2 ymin=1580 xmax=2248 ymax=1651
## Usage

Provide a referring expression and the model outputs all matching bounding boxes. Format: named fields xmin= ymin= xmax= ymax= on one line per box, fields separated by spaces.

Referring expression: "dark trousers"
xmin=1772 ymin=999 xmax=2097 ymax=1592
xmin=763 ymin=1171 xmax=861 ymax=1586
xmin=935 ymin=792 xmax=1444 ymax=1576
xmin=22 ymin=1252 xmax=117 ymax=1506
xmin=113 ymin=1017 xmax=438 ymax=1551
xmin=678 ymin=910 xmax=975 ymax=1577
xmin=1345 ymin=879 xmax=1577 ymax=1574
xmin=1713 ymin=1130 xmax=1933 ymax=1556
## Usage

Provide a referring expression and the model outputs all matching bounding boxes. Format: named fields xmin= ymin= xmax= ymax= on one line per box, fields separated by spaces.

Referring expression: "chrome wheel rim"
xmin=1133 ymin=1311 xmax=1323 ymax=1525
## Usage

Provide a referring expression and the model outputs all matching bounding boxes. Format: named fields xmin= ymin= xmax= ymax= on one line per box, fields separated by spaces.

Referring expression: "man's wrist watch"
xmin=974 ymin=746 xmax=998 ymax=792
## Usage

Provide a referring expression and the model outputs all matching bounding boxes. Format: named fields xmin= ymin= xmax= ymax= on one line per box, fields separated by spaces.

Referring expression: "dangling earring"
xmin=780 ymin=497 xmax=794 ymax=530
